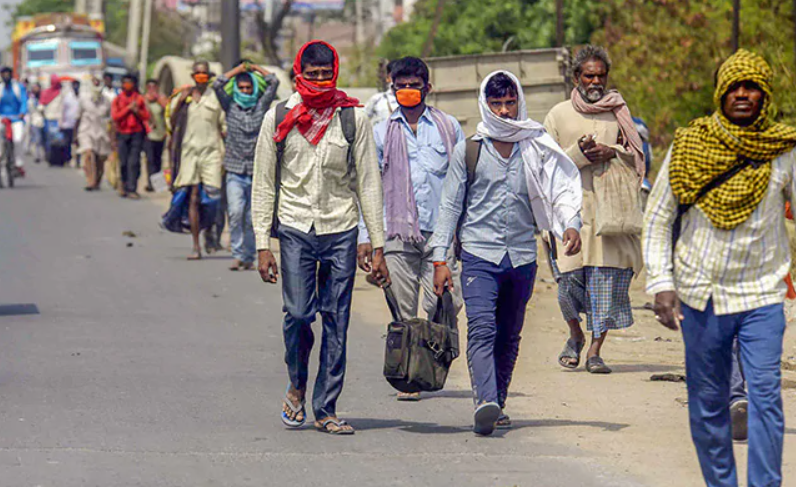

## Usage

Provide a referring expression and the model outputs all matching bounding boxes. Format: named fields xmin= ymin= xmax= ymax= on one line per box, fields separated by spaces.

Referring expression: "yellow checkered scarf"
xmin=670 ymin=49 xmax=796 ymax=230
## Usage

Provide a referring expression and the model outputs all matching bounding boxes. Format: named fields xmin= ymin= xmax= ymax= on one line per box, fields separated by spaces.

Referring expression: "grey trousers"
xmin=384 ymin=233 xmax=463 ymax=321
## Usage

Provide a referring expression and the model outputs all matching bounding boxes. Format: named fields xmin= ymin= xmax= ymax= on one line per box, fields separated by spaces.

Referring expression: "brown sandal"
xmin=315 ymin=417 xmax=355 ymax=435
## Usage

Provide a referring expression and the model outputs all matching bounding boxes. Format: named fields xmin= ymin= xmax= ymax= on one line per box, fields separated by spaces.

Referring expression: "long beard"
xmin=577 ymin=84 xmax=605 ymax=103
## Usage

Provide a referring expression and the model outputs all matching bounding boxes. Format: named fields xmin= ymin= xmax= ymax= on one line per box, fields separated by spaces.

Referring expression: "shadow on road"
xmin=345 ymin=416 xmax=629 ymax=435
xmin=0 ymin=303 xmax=40 ymax=316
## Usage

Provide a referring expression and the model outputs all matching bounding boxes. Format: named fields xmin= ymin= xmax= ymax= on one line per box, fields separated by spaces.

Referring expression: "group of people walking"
xmin=250 ymin=40 xmax=791 ymax=487
xmin=4 ymin=37 xmax=791 ymax=486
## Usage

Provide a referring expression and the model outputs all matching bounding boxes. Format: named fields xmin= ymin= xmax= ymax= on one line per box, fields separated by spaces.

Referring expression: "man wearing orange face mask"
xmin=252 ymin=41 xmax=388 ymax=435
xmin=170 ymin=60 xmax=226 ymax=260
xmin=358 ymin=57 xmax=464 ymax=402
xmin=111 ymin=74 xmax=150 ymax=199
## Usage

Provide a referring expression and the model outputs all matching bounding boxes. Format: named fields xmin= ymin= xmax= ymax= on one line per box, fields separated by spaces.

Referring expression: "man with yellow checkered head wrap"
xmin=643 ymin=50 xmax=796 ymax=487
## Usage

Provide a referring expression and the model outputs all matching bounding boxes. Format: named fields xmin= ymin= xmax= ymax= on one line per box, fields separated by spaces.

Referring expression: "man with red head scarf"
xmin=252 ymin=41 xmax=389 ymax=435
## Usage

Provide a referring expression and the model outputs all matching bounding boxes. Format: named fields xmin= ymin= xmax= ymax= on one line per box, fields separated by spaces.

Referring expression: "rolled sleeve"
xmin=353 ymin=109 xmax=385 ymax=248
xmin=252 ymin=108 xmax=278 ymax=251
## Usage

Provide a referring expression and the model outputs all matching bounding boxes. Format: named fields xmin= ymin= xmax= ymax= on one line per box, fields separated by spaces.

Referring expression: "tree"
xmin=253 ymin=0 xmax=295 ymax=66
xmin=377 ymin=0 xmax=596 ymax=59
xmin=589 ymin=0 xmax=796 ymax=159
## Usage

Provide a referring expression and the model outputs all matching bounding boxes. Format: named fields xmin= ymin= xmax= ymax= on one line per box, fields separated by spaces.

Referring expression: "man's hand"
xmin=129 ymin=102 xmax=139 ymax=114
xmin=433 ymin=265 xmax=454 ymax=297
xmin=562 ymin=228 xmax=582 ymax=256
xmin=653 ymin=291 xmax=682 ymax=331
xmin=370 ymin=248 xmax=391 ymax=287
xmin=257 ymin=249 xmax=279 ymax=284
xmin=578 ymin=134 xmax=596 ymax=153
xmin=584 ymin=143 xmax=617 ymax=164
xmin=357 ymin=243 xmax=373 ymax=272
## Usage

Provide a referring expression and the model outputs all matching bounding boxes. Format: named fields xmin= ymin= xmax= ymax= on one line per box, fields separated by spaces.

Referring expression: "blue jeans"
xmin=460 ymin=251 xmax=537 ymax=408
xmin=225 ymin=172 xmax=255 ymax=264
xmin=681 ymin=300 xmax=785 ymax=487
xmin=278 ymin=225 xmax=358 ymax=420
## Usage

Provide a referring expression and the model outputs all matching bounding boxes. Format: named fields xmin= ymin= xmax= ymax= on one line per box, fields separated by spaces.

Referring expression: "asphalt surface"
xmin=0 ymin=163 xmax=647 ymax=486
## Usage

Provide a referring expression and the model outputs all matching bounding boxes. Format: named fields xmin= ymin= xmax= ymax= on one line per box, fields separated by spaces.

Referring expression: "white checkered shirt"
xmin=643 ymin=147 xmax=796 ymax=315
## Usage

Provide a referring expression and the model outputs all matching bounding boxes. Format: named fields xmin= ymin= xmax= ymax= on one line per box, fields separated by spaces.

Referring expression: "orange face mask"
xmin=311 ymin=80 xmax=334 ymax=88
xmin=396 ymin=88 xmax=423 ymax=108
xmin=193 ymin=73 xmax=210 ymax=84
xmin=122 ymin=81 xmax=135 ymax=92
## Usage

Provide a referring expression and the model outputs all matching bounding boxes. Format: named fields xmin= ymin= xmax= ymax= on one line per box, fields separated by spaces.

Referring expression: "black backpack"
xmin=382 ymin=287 xmax=460 ymax=393
xmin=270 ymin=101 xmax=357 ymax=237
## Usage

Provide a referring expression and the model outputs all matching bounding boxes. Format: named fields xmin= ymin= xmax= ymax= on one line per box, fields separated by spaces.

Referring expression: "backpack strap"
xmin=340 ymin=106 xmax=357 ymax=177
xmin=464 ymin=137 xmax=482 ymax=186
xmin=455 ymin=137 xmax=482 ymax=260
xmin=271 ymin=100 xmax=290 ymax=237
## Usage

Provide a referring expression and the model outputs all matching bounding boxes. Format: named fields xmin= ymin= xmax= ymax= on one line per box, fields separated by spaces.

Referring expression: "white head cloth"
xmin=474 ymin=70 xmax=583 ymax=240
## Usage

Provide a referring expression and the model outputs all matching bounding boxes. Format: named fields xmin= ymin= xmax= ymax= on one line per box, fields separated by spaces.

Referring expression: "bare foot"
xmin=187 ymin=250 xmax=202 ymax=261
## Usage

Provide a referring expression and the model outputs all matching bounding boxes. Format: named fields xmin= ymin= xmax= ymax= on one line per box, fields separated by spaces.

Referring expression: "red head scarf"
xmin=40 ymin=74 xmax=62 ymax=105
xmin=274 ymin=40 xmax=360 ymax=145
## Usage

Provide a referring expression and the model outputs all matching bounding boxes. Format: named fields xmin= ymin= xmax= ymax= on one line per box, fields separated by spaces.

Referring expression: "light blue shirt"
xmin=358 ymin=107 xmax=464 ymax=244
xmin=430 ymin=138 xmax=538 ymax=267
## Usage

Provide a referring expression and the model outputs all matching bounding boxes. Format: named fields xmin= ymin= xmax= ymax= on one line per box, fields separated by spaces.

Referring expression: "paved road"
xmin=0 ymin=164 xmax=646 ymax=486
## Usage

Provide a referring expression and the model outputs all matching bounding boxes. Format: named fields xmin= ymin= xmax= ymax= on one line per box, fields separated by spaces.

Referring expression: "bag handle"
xmin=383 ymin=284 xmax=404 ymax=322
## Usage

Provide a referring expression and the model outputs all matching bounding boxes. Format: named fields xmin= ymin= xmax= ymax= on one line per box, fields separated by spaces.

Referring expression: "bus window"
xmin=69 ymin=40 xmax=101 ymax=66
xmin=26 ymin=41 xmax=58 ymax=68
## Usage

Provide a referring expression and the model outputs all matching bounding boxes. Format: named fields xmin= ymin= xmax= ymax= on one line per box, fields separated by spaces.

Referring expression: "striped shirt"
xmin=252 ymin=92 xmax=385 ymax=251
xmin=643 ymin=147 xmax=796 ymax=315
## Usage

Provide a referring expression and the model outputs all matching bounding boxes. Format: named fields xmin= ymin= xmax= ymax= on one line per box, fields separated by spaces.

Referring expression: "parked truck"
xmin=11 ymin=13 xmax=107 ymax=87
xmin=425 ymin=48 xmax=571 ymax=136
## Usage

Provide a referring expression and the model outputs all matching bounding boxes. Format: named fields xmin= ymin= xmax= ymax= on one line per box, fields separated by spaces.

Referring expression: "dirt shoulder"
xmin=351 ymin=246 xmax=796 ymax=487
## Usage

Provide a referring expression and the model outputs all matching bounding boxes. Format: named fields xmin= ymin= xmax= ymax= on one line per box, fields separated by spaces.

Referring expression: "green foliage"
xmin=377 ymin=0 xmax=596 ymax=59
xmin=6 ymin=0 xmax=72 ymax=23
xmin=590 ymin=0 xmax=796 ymax=161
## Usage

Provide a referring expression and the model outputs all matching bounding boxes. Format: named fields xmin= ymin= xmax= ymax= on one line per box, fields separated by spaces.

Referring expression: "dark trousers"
xmin=460 ymin=251 xmax=537 ymax=408
xmin=117 ymin=131 xmax=145 ymax=193
xmin=681 ymin=300 xmax=785 ymax=487
xmin=279 ymin=225 xmax=358 ymax=420
xmin=61 ymin=128 xmax=74 ymax=163
xmin=144 ymin=138 xmax=165 ymax=183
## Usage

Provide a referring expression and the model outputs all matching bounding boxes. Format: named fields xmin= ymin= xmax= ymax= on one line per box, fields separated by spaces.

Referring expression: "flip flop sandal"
xmin=496 ymin=413 xmax=512 ymax=429
xmin=280 ymin=388 xmax=306 ymax=429
xmin=585 ymin=356 xmax=612 ymax=374
xmin=558 ymin=338 xmax=585 ymax=369
xmin=473 ymin=402 xmax=501 ymax=436
xmin=397 ymin=392 xmax=421 ymax=402
xmin=315 ymin=418 xmax=355 ymax=435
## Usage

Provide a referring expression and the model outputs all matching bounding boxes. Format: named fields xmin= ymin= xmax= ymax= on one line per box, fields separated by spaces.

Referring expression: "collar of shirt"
xmin=389 ymin=105 xmax=435 ymax=128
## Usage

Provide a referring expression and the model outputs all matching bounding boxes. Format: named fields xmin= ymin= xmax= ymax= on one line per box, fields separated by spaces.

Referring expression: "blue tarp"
xmin=161 ymin=185 xmax=221 ymax=234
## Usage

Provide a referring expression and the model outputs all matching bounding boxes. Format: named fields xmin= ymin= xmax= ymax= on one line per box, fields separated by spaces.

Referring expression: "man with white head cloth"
xmin=430 ymin=71 xmax=582 ymax=436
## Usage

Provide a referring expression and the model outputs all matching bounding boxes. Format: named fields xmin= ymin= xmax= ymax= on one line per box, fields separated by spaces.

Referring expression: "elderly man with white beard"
xmin=544 ymin=45 xmax=646 ymax=375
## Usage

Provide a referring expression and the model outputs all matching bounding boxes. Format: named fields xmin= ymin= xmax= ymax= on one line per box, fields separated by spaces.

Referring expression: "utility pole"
xmin=355 ymin=0 xmax=365 ymax=45
xmin=126 ymin=0 xmax=143 ymax=70
xmin=221 ymin=0 xmax=241 ymax=70
xmin=139 ymin=0 xmax=154 ymax=79
xmin=732 ymin=0 xmax=740 ymax=52
xmin=75 ymin=0 xmax=87 ymax=14
xmin=555 ymin=0 xmax=564 ymax=47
